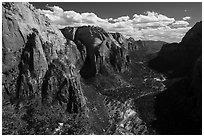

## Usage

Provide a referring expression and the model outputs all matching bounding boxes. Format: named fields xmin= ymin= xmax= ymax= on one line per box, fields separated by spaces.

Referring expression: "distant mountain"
xmin=127 ymin=38 xmax=166 ymax=62
xmin=128 ymin=38 xmax=166 ymax=53
xmin=141 ymin=40 xmax=167 ymax=54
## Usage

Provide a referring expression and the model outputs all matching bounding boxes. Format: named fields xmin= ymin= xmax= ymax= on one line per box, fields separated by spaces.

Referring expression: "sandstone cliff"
xmin=2 ymin=2 xmax=88 ymax=113
xmin=60 ymin=26 xmax=129 ymax=79
xmin=2 ymin=2 xmax=133 ymax=135
xmin=2 ymin=2 xmax=90 ymax=134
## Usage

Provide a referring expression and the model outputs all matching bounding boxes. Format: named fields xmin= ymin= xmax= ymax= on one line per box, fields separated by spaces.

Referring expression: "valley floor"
xmin=76 ymin=51 xmax=168 ymax=135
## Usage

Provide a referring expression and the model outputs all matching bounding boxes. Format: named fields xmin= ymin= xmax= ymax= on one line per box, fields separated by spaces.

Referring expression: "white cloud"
xmin=169 ymin=20 xmax=189 ymax=28
xmin=133 ymin=11 xmax=175 ymax=24
xmin=113 ymin=16 xmax=130 ymax=22
xmin=40 ymin=6 xmax=191 ymax=43
xmin=183 ymin=16 xmax=191 ymax=20
xmin=140 ymin=26 xmax=190 ymax=43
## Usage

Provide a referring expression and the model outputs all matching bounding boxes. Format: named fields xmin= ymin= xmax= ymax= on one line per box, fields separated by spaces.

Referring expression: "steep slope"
xmin=2 ymin=2 xmax=89 ymax=134
xmin=148 ymin=21 xmax=202 ymax=134
xmin=60 ymin=26 xmax=153 ymax=134
xmin=148 ymin=21 xmax=202 ymax=77
xmin=2 ymin=2 xmax=135 ymax=135
xmin=61 ymin=26 xmax=129 ymax=79
xmin=3 ymin=2 xmax=199 ymax=135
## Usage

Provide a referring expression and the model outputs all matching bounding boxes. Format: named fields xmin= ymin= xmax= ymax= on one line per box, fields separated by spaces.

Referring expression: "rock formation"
xmin=2 ymin=2 xmax=87 ymax=117
xmin=148 ymin=21 xmax=202 ymax=134
xmin=2 ymin=2 xmax=131 ymax=135
xmin=128 ymin=38 xmax=144 ymax=51
xmin=60 ymin=26 xmax=129 ymax=79
xmin=2 ymin=2 xmax=201 ymax=135
xmin=148 ymin=21 xmax=202 ymax=77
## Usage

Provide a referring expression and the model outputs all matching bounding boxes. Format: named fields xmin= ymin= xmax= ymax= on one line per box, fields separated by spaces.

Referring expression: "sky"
xmin=31 ymin=2 xmax=202 ymax=43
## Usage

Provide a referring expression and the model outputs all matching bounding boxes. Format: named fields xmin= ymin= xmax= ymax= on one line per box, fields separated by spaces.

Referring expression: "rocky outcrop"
xmin=148 ymin=21 xmax=202 ymax=134
xmin=2 ymin=2 xmax=132 ymax=135
xmin=60 ymin=26 xmax=129 ymax=79
xmin=2 ymin=2 xmax=87 ymax=115
xmin=127 ymin=38 xmax=143 ymax=51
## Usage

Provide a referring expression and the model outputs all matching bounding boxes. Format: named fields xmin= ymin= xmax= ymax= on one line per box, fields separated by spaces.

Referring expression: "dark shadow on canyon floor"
xmin=150 ymin=81 xmax=202 ymax=135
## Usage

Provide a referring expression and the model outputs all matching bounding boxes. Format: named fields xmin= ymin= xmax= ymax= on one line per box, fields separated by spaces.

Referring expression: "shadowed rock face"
xmin=148 ymin=21 xmax=202 ymax=135
xmin=60 ymin=26 xmax=129 ymax=79
xmin=148 ymin=21 xmax=202 ymax=78
xmin=152 ymin=57 xmax=202 ymax=134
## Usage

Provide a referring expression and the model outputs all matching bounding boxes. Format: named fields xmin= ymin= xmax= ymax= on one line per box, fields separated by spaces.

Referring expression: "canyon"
xmin=2 ymin=2 xmax=202 ymax=135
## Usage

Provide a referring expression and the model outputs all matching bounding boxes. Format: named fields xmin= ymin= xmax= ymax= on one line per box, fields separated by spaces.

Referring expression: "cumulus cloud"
xmin=140 ymin=26 xmax=190 ymax=42
xmin=133 ymin=11 xmax=175 ymax=24
xmin=183 ymin=16 xmax=191 ymax=20
xmin=113 ymin=16 xmax=130 ymax=22
xmin=169 ymin=20 xmax=189 ymax=28
xmin=40 ymin=5 xmax=191 ymax=43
